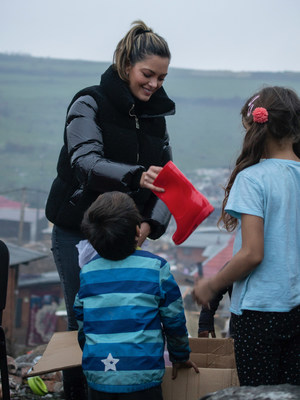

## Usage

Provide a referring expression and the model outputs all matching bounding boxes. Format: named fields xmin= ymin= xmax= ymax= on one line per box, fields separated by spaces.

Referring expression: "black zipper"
xmin=129 ymin=105 xmax=140 ymax=162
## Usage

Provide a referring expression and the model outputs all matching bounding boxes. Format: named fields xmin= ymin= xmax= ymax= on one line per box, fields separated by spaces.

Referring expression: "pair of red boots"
xmin=152 ymin=161 xmax=214 ymax=245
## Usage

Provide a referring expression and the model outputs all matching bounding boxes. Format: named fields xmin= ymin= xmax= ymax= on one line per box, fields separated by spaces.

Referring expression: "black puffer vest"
xmin=46 ymin=66 xmax=175 ymax=237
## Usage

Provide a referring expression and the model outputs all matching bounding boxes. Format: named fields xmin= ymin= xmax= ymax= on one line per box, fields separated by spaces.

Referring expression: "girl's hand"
xmin=140 ymin=166 xmax=164 ymax=192
xmin=192 ymin=277 xmax=217 ymax=307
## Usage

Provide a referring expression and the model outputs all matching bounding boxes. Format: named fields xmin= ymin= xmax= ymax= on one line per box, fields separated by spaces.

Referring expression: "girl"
xmin=193 ymin=86 xmax=300 ymax=386
xmin=45 ymin=21 xmax=174 ymax=400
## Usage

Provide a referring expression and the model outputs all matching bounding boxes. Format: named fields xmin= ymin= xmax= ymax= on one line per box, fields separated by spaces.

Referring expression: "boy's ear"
xmin=135 ymin=225 xmax=141 ymax=239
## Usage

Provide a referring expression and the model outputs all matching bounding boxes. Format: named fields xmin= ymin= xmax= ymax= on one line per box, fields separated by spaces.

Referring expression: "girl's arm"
xmin=193 ymin=214 xmax=264 ymax=305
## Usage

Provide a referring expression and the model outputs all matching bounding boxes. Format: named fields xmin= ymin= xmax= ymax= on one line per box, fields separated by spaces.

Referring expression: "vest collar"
xmin=100 ymin=65 xmax=175 ymax=118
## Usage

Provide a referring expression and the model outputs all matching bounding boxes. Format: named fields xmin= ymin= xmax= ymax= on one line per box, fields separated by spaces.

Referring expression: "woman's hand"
xmin=140 ymin=166 xmax=164 ymax=192
xmin=137 ymin=222 xmax=151 ymax=247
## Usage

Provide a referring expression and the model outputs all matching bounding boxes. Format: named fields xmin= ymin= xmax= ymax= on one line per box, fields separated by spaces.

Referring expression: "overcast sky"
xmin=2 ymin=0 xmax=300 ymax=72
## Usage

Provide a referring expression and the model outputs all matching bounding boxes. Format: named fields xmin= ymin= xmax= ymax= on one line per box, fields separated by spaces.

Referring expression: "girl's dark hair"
xmin=220 ymin=86 xmax=300 ymax=232
xmin=113 ymin=20 xmax=171 ymax=81
xmin=81 ymin=192 xmax=142 ymax=261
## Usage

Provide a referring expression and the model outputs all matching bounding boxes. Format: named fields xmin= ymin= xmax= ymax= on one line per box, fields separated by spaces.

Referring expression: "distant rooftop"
xmin=203 ymin=234 xmax=235 ymax=277
xmin=5 ymin=241 xmax=47 ymax=266
xmin=18 ymin=271 xmax=60 ymax=287
xmin=175 ymin=226 xmax=232 ymax=249
xmin=0 ymin=195 xmax=23 ymax=209
xmin=0 ymin=195 xmax=45 ymax=222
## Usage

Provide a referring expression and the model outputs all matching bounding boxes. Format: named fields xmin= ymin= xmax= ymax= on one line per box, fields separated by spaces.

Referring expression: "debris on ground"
xmin=1 ymin=348 xmax=64 ymax=399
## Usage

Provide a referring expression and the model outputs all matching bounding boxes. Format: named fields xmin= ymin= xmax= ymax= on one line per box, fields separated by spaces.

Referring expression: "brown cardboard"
xmin=26 ymin=331 xmax=82 ymax=377
xmin=189 ymin=337 xmax=236 ymax=369
xmin=26 ymin=332 xmax=239 ymax=400
xmin=162 ymin=367 xmax=239 ymax=400
xmin=162 ymin=338 xmax=239 ymax=400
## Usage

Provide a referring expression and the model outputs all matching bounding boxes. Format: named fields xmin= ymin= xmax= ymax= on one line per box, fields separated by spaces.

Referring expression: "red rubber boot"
xmin=152 ymin=161 xmax=214 ymax=245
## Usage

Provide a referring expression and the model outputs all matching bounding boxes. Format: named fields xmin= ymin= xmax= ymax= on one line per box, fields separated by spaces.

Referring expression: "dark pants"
xmin=51 ymin=225 xmax=87 ymax=400
xmin=232 ymin=305 xmax=300 ymax=386
xmin=88 ymin=385 xmax=163 ymax=400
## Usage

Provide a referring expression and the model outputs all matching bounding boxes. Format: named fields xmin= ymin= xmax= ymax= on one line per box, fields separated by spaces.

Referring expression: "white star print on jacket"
xmin=101 ymin=353 xmax=120 ymax=372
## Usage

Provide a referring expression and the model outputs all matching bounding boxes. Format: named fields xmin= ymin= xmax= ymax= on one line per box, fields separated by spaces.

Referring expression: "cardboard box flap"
xmin=162 ymin=367 xmax=239 ymax=400
xmin=26 ymin=331 xmax=82 ymax=377
xmin=188 ymin=338 xmax=236 ymax=369
xmin=189 ymin=338 xmax=234 ymax=355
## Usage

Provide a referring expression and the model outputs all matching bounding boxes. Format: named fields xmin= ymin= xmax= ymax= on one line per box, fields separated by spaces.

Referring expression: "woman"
xmin=45 ymin=20 xmax=175 ymax=400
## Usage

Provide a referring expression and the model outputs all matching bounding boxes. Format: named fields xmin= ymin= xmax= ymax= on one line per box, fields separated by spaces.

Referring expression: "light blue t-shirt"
xmin=225 ymin=159 xmax=300 ymax=315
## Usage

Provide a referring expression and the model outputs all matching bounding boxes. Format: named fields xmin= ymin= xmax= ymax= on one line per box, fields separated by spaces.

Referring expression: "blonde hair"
xmin=113 ymin=20 xmax=171 ymax=81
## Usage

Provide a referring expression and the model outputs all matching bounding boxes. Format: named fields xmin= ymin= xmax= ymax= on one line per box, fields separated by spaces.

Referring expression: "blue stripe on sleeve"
xmin=161 ymin=275 xmax=179 ymax=292
xmin=163 ymin=319 xmax=188 ymax=336
xmin=160 ymin=285 xmax=181 ymax=307
xmin=160 ymin=297 xmax=185 ymax=318
xmin=73 ymin=294 xmax=83 ymax=321
xmin=73 ymin=305 xmax=83 ymax=321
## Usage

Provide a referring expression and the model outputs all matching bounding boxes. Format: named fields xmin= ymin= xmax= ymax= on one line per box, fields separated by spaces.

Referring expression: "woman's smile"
xmin=126 ymin=55 xmax=169 ymax=101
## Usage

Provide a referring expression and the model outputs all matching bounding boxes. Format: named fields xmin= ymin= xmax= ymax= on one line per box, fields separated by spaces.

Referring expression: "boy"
xmin=74 ymin=191 xmax=198 ymax=400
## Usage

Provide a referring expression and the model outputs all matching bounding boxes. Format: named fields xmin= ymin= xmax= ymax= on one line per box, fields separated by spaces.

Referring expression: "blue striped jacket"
xmin=73 ymin=248 xmax=190 ymax=393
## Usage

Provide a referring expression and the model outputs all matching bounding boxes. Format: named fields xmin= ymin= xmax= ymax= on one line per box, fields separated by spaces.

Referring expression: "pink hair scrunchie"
xmin=252 ymin=107 xmax=268 ymax=123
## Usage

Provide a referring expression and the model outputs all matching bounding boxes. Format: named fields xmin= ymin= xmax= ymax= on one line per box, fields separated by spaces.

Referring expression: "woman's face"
xmin=126 ymin=55 xmax=169 ymax=102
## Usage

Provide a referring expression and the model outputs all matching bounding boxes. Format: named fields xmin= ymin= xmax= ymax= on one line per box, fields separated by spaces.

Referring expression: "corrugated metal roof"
xmin=18 ymin=271 xmax=60 ymax=287
xmin=5 ymin=242 xmax=47 ymax=266
xmin=202 ymin=235 xmax=235 ymax=277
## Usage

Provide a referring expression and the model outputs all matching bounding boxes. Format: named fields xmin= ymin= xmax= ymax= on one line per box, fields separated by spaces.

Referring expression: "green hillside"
xmin=1 ymin=53 xmax=300 ymax=206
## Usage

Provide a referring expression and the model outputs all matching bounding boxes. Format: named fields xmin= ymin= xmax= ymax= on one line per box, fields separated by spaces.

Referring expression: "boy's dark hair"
xmin=81 ymin=192 xmax=142 ymax=261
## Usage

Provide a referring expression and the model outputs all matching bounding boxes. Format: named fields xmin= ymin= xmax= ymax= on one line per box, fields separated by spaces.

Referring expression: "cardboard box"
xmin=162 ymin=367 xmax=239 ymax=400
xmin=27 ymin=332 xmax=239 ymax=400
xmin=189 ymin=337 xmax=236 ymax=369
xmin=161 ymin=338 xmax=239 ymax=400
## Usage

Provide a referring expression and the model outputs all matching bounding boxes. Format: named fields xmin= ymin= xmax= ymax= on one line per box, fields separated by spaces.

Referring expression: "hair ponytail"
xmin=113 ymin=20 xmax=171 ymax=81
